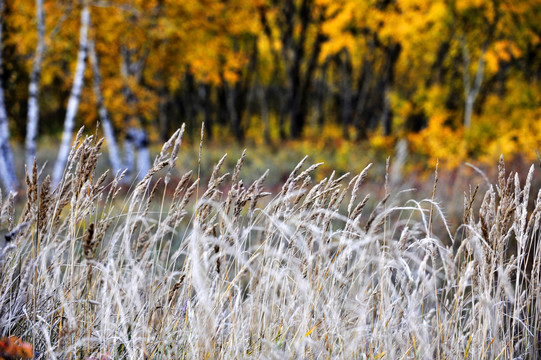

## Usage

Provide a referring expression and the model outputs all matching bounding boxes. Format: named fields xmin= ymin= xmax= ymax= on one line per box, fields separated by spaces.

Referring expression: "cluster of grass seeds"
xmin=1 ymin=128 xmax=541 ymax=359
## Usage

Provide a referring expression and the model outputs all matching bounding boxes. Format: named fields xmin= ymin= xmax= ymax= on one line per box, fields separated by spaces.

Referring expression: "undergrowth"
xmin=1 ymin=126 xmax=541 ymax=359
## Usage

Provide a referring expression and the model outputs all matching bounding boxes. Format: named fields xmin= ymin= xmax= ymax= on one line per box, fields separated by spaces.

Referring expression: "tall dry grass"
xmin=1 ymin=127 xmax=541 ymax=359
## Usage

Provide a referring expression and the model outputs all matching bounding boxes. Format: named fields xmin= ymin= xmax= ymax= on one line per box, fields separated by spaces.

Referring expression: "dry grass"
xmin=1 ymin=128 xmax=541 ymax=359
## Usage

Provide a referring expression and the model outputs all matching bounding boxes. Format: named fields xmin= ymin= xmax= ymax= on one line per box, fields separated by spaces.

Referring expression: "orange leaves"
xmin=406 ymin=75 xmax=541 ymax=169
xmin=409 ymin=113 xmax=467 ymax=169
xmin=0 ymin=337 xmax=33 ymax=360
xmin=485 ymin=40 xmax=522 ymax=73
xmin=455 ymin=0 xmax=489 ymax=12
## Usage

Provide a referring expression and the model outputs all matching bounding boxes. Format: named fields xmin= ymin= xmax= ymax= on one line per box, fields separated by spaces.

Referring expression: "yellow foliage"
xmin=369 ymin=132 xmax=394 ymax=152
xmin=409 ymin=114 xmax=467 ymax=169
xmin=486 ymin=40 xmax=522 ymax=73
xmin=408 ymin=75 xmax=541 ymax=170
xmin=2 ymin=0 xmax=541 ymax=175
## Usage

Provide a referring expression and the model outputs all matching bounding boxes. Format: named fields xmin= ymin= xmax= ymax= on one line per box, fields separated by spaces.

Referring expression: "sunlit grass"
xmin=1 ymin=129 xmax=540 ymax=359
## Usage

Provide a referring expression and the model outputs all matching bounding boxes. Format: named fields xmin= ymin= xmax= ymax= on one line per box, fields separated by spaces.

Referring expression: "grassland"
xmin=1 ymin=128 xmax=541 ymax=359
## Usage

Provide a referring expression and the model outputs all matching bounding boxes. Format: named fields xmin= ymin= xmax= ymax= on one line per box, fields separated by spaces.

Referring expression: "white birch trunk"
xmin=120 ymin=49 xmax=135 ymax=178
xmin=0 ymin=0 xmax=17 ymax=191
xmin=135 ymin=128 xmax=150 ymax=180
xmin=89 ymin=39 xmax=123 ymax=175
xmin=123 ymin=127 xmax=149 ymax=181
xmin=462 ymin=38 xmax=487 ymax=128
xmin=25 ymin=0 xmax=45 ymax=175
xmin=52 ymin=4 xmax=90 ymax=186
xmin=0 ymin=88 xmax=14 ymax=191
xmin=120 ymin=47 xmax=150 ymax=181
xmin=123 ymin=130 xmax=135 ymax=178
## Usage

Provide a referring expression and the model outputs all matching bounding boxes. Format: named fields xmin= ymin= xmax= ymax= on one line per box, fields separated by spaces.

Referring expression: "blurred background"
xmin=0 ymin=0 xmax=541 ymax=196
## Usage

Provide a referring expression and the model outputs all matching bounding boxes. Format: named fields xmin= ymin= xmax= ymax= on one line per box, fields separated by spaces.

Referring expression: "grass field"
xmin=1 ymin=128 xmax=541 ymax=359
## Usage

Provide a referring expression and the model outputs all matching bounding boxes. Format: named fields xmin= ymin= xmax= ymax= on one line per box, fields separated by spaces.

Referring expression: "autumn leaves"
xmin=0 ymin=337 xmax=32 ymax=360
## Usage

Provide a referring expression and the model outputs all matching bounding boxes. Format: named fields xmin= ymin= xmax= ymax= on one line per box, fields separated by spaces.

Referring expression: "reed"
xmin=0 ymin=129 xmax=540 ymax=359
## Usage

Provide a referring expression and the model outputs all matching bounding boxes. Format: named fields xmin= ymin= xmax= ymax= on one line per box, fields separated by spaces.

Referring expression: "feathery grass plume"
xmin=365 ymin=192 xmax=390 ymax=233
xmin=37 ymin=175 xmax=52 ymax=232
xmin=291 ymin=162 xmax=323 ymax=207
xmin=274 ymin=156 xmax=307 ymax=206
xmin=83 ymin=223 xmax=96 ymax=261
xmin=247 ymin=170 xmax=271 ymax=217
xmin=195 ymin=122 xmax=205 ymax=212
xmin=168 ymin=124 xmax=185 ymax=166
xmin=299 ymin=176 xmax=327 ymax=213
xmin=51 ymin=176 xmax=72 ymax=230
xmin=145 ymin=178 xmax=162 ymax=215
xmin=463 ymin=184 xmax=479 ymax=226
xmin=197 ymin=155 xmax=229 ymax=227
xmin=348 ymin=193 xmax=370 ymax=228
xmin=128 ymin=160 xmax=169 ymax=219
xmin=231 ymin=149 xmax=246 ymax=186
xmin=55 ymin=126 xmax=86 ymax=189
xmin=21 ymin=159 xmax=38 ymax=223
xmin=3 ymin=129 xmax=541 ymax=358
xmin=347 ymin=163 xmax=372 ymax=215
xmin=172 ymin=171 xmax=193 ymax=202
xmin=72 ymin=136 xmax=96 ymax=196
xmin=85 ymin=137 xmax=103 ymax=181
xmin=1 ymin=190 xmax=15 ymax=231
xmin=223 ymin=151 xmax=246 ymax=219
xmin=92 ymin=169 xmax=110 ymax=197
xmin=135 ymin=224 xmax=156 ymax=261
xmin=156 ymin=128 xmax=180 ymax=165
xmin=104 ymin=169 xmax=125 ymax=205
xmin=428 ymin=160 xmax=438 ymax=236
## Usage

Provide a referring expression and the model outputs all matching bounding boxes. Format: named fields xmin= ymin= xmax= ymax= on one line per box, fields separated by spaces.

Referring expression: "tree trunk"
xmin=226 ymin=82 xmax=242 ymax=141
xmin=256 ymin=80 xmax=271 ymax=144
xmin=352 ymin=56 xmax=373 ymax=140
xmin=381 ymin=87 xmax=392 ymax=136
xmin=123 ymin=128 xmax=135 ymax=179
xmin=25 ymin=0 xmax=45 ymax=175
xmin=289 ymin=2 xmax=324 ymax=139
xmin=0 ymin=84 xmax=16 ymax=192
xmin=200 ymin=83 xmax=213 ymax=140
xmin=120 ymin=46 xmax=151 ymax=181
xmin=134 ymin=128 xmax=150 ymax=179
xmin=315 ymin=59 xmax=329 ymax=128
xmin=158 ymin=88 xmax=171 ymax=142
xmin=88 ymin=38 xmax=123 ymax=175
xmin=183 ymin=69 xmax=198 ymax=139
xmin=340 ymin=49 xmax=353 ymax=138
xmin=462 ymin=38 xmax=487 ymax=128
xmin=278 ymin=90 xmax=287 ymax=140
xmin=124 ymin=127 xmax=150 ymax=180
xmin=257 ymin=4 xmax=285 ymax=140
xmin=0 ymin=0 xmax=17 ymax=191
xmin=53 ymin=3 xmax=90 ymax=186
xmin=123 ymin=126 xmax=150 ymax=182
xmin=287 ymin=41 xmax=304 ymax=138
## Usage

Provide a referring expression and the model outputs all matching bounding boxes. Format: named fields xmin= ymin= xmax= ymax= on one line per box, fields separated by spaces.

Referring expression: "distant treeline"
xmin=0 ymin=0 xmax=540 ymax=189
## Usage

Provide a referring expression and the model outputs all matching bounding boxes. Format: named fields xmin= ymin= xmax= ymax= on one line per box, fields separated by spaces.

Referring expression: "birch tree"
xmin=0 ymin=0 xmax=17 ymax=191
xmin=462 ymin=39 xmax=487 ymax=128
xmin=52 ymin=3 xmax=90 ymax=185
xmin=88 ymin=38 xmax=123 ymax=175
xmin=452 ymin=0 xmax=501 ymax=129
xmin=120 ymin=45 xmax=150 ymax=181
xmin=25 ymin=0 xmax=45 ymax=176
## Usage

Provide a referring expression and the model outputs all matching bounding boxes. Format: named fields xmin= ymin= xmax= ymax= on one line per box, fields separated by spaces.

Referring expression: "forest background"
xmin=0 ymin=0 xmax=541 ymax=194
